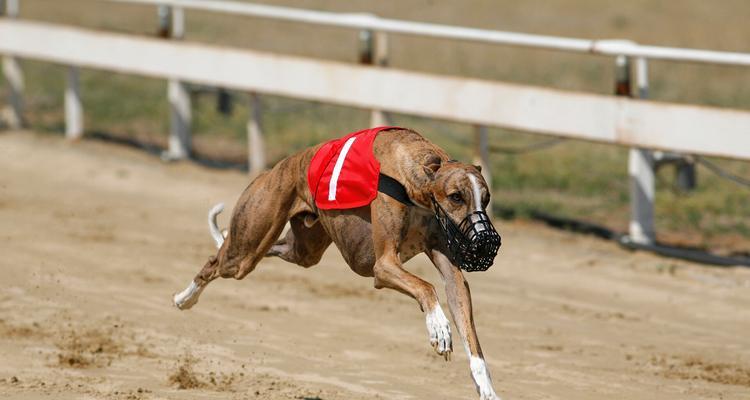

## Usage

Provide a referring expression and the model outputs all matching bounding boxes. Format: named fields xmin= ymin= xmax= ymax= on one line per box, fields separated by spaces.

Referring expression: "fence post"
xmin=157 ymin=4 xmax=170 ymax=38
xmin=473 ymin=125 xmax=493 ymax=218
xmin=65 ymin=66 xmax=83 ymax=139
xmin=2 ymin=0 xmax=24 ymax=129
xmin=360 ymin=29 xmax=391 ymax=126
xmin=625 ymin=56 xmax=656 ymax=244
xmin=247 ymin=92 xmax=266 ymax=177
xmin=161 ymin=5 xmax=192 ymax=160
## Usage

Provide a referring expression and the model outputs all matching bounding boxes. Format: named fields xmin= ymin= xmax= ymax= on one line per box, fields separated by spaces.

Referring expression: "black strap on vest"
xmin=378 ymin=173 xmax=415 ymax=206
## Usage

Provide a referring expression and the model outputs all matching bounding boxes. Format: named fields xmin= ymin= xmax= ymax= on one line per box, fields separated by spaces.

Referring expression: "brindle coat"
xmin=176 ymin=128 xmax=500 ymax=399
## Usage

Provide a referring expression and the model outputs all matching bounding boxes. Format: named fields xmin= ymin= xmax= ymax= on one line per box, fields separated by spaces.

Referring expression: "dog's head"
xmin=424 ymin=159 xmax=501 ymax=271
xmin=424 ymin=160 xmax=489 ymax=217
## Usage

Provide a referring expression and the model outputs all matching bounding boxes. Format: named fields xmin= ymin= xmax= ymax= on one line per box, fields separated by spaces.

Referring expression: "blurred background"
xmin=7 ymin=0 xmax=750 ymax=254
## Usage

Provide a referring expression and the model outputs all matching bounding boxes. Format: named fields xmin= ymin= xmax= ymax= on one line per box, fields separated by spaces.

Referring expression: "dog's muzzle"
xmin=432 ymin=198 xmax=501 ymax=272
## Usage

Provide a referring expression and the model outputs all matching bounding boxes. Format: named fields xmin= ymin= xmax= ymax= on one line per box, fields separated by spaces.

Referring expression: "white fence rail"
xmin=2 ymin=0 xmax=750 ymax=246
xmin=107 ymin=0 xmax=750 ymax=66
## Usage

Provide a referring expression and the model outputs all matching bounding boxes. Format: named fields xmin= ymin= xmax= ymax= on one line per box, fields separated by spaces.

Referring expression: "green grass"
xmin=4 ymin=0 xmax=750 ymax=253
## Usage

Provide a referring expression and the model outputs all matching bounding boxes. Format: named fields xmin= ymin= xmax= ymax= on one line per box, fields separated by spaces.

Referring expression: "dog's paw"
xmin=470 ymin=356 xmax=501 ymax=400
xmin=479 ymin=387 xmax=501 ymax=400
xmin=173 ymin=281 xmax=202 ymax=310
xmin=425 ymin=305 xmax=452 ymax=359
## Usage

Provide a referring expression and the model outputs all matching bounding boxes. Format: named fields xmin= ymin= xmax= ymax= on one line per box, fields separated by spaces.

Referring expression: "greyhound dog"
xmin=173 ymin=128 xmax=502 ymax=399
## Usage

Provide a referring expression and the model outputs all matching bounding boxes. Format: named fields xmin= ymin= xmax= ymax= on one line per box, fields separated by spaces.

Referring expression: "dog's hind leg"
xmin=265 ymin=212 xmax=332 ymax=267
xmin=174 ymin=164 xmax=298 ymax=309
xmin=428 ymin=249 xmax=500 ymax=400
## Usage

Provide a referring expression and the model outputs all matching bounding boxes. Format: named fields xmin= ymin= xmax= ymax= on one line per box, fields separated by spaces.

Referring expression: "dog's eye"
xmin=448 ymin=193 xmax=463 ymax=204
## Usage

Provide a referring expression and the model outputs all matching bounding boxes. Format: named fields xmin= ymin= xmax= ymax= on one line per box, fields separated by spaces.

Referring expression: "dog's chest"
xmin=398 ymin=212 xmax=432 ymax=262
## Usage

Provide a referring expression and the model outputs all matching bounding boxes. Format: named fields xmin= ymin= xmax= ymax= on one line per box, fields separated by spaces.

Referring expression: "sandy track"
xmin=0 ymin=131 xmax=749 ymax=400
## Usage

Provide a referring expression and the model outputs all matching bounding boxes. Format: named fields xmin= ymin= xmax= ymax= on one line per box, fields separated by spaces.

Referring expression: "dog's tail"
xmin=208 ymin=202 xmax=227 ymax=249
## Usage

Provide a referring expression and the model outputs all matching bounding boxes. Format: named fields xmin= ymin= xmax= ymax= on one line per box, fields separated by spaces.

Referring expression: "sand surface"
xmin=1 ymin=131 xmax=748 ymax=400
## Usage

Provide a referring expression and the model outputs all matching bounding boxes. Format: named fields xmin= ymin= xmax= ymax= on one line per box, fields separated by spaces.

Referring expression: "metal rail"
xmin=106 ymin=0 xmax=750 ymax=66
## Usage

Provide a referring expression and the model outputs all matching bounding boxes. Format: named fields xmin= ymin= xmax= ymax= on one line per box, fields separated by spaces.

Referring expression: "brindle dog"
xmin=173 ymin=128 xmax=501 ymax=399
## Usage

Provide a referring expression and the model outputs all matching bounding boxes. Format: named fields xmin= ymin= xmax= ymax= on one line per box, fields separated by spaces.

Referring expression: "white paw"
xmin=470 ymin=356 xmax=500 ymax=400
xmin=479 ymin=387 xmax=501 ymax=400
xmin=173 ymin=281 xmax=203 ymax=310
xmin=425 ymin=305 xmax=452 ymax=358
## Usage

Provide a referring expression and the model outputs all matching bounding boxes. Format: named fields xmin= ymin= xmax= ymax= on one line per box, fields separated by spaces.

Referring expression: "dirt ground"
xmin=0 ymin=131 xmax=748 ymax=400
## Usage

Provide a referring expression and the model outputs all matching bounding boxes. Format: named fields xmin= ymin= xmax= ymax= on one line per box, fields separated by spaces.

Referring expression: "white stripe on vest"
xmin=328 ymin=136 xmax=358 ymax=201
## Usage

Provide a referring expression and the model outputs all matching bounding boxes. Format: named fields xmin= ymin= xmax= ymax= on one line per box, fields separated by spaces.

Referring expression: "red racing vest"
xmin=308 ymin=126 xmax=400 ymax=210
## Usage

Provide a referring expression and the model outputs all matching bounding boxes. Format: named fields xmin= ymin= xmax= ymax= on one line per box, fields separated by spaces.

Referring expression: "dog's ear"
xmin=423 ymin=159 xmax=442 ymax=179
xmin=474 ymin=164 xmax=482 ymax=173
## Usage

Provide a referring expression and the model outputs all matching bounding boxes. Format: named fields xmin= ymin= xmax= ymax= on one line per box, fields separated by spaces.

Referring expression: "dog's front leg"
xmin=429 ymin=249 xmax=501 ymax=400
xmin=371 ymin=196 xmax=452 ymax=358
xmin=372 ymin=251 xmax=452 ymax=358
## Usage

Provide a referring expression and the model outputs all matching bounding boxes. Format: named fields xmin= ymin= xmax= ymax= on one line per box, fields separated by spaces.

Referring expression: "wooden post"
xmin=247 ymin=92 xmax=266 ymax=177
xmin=473 ymin=125 xmax=493 ymax=218
xmin=360 ymin=29 xmax=391 ymax=126
xmin=171 ymin=5 xmax=184 ymax=39
xmin=625 ymin=56 xmax=655 ymax=244
xmin=635 ymin=57 xmax=648 ymax=99
xmin=162 ymin=5 xmax=192 ymax=160
xmin=64 ymin=66 xmax=83 ymax=139
xmin=628 ymin=148 xmax=655 ymax=244
xmin=157 ymin=4 xmax=170 ymax=38
xmin=166 ymin=77 xmax=192 ymax=160
xmin=2 ymin=0 xmax=24 ymax=129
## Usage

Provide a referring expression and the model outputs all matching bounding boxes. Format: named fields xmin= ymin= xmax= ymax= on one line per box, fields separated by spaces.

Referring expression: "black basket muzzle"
xmin=432 ymin=198 xmax=501 ymax=272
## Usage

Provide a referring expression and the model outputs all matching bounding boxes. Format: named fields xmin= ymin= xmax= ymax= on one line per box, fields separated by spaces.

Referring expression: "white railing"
xmin=2 ymin=0 xmax=749 ymax=246
xmin=108 ymin=0 xmax=750 ymax=66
